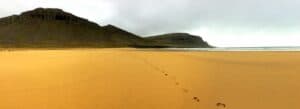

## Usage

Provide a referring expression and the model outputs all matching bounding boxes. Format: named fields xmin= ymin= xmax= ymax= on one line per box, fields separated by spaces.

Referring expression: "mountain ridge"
xmin=0 ymin=8 xmax=212 ymax=48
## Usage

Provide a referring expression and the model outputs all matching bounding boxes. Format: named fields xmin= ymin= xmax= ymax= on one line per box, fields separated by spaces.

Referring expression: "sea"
xmin=163 ymin=47 xmax=300 ymax=51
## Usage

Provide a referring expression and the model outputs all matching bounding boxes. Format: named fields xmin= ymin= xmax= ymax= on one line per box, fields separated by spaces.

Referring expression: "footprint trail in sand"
xmin=126 ymin=52 xmax=202 ymax=104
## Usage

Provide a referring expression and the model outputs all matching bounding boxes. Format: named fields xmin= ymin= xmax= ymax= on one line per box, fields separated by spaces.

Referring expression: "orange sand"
xmin=0 ymin=49 xmax=299 ymax=109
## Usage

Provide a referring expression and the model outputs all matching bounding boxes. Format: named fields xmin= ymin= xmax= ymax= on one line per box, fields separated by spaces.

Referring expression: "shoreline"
xmin=1 ymin=47 xmax=300 ymax=52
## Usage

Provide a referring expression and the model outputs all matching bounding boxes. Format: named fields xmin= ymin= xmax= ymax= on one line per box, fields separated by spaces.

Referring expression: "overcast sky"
xmin=0 ymin=0 xmax=300 ymax=47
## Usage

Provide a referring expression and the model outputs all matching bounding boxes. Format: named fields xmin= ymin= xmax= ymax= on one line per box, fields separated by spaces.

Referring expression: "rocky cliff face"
xmin=146 ymin=33 xmax=211 ymax=48
xmin=0 ymin=8 xmax=211 ymax=48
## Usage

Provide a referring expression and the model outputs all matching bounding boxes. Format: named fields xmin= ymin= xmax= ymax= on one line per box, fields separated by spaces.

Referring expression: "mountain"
xmin=146 ymin=33 xmax=211 ymax=48
xmin=0 ymin=8 xmax=211 ymax=48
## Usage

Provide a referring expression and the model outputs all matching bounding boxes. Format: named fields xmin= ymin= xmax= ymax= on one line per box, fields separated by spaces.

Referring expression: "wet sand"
xmin=0 ymin=49 xmax=299 ymax=109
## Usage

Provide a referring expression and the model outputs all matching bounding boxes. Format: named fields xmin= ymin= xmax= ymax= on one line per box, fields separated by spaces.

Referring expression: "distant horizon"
xmin=0 ymin=0 xmax=299 ymax=47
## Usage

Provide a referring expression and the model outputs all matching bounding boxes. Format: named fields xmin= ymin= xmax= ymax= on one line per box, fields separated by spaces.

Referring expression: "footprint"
xmin=193 ymin=97 xmax=198 ymax=100
xmin=164 ymin=73 xmax=168 ymax=76
xmin=216 ymin=102 xmax=226 ymax=108
xmin=182 ymin=88 xmax=189 ymax=93
xmin=193 ymin=97 xmax=200 ymax=102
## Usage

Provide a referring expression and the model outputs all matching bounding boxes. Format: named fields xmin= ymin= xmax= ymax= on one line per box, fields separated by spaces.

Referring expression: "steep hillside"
xmin=146 ymin=33 xmax=211 ymax=48
xmin=0 ymin=8 xmax=211 ymax=48
xmin=0 ymin=8 xmax=145 ymax=48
